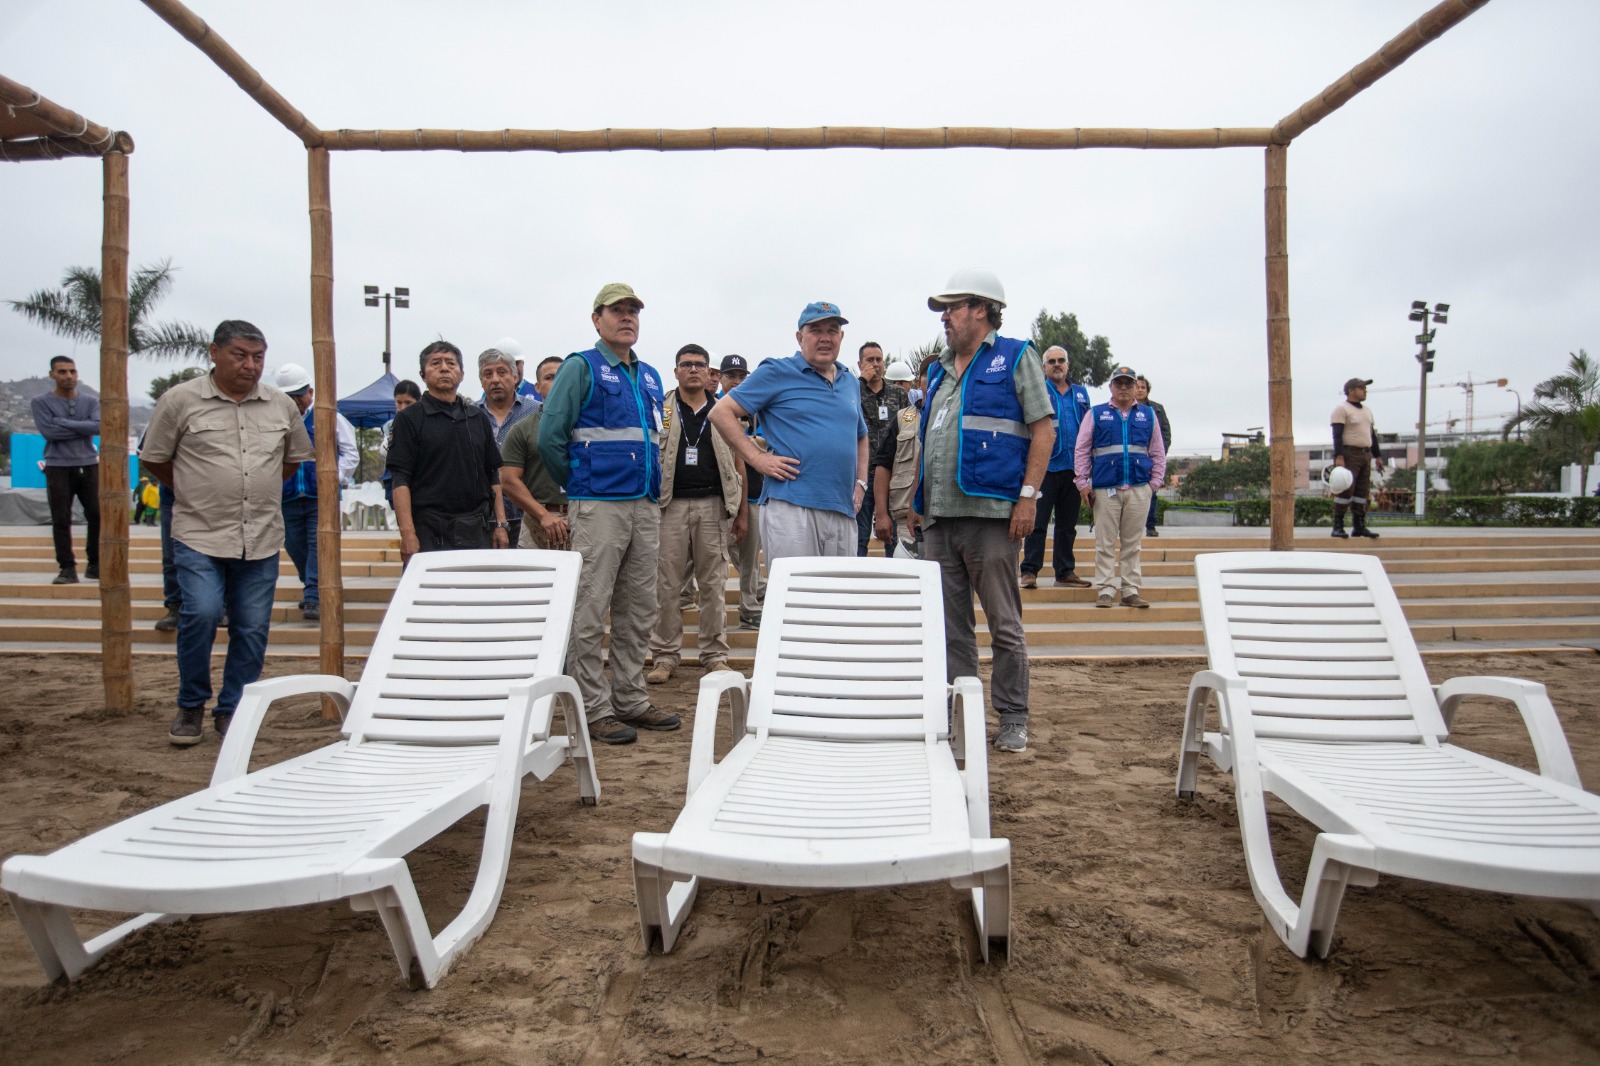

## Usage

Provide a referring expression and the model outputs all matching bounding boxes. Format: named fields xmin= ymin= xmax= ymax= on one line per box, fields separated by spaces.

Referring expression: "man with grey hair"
xmin=477 ymin=344 xmax=537 ymax=545
xmin=141 ymin=319 xmax=314 ymax=746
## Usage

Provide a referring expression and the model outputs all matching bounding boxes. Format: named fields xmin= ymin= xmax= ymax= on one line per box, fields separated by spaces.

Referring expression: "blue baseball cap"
xmin=1110 ymin=365 xmax=1138 ymax=382
xmin=797 ymin=301 xmax=849 ymax=329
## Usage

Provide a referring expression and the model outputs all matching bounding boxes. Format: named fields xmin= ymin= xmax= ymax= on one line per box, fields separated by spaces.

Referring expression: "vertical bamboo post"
xmin=309 ymin=146 xmax=344 ymax=707
xmin=1264 ymin=144 xmax=1295 ymax=551
xmin=98 ymin=150 xmax=134 ymax=711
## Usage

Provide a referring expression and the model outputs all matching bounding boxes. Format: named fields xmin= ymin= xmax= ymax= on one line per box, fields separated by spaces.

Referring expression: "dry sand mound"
xmin=1 ymin=651 xmax=1598 ymax=1064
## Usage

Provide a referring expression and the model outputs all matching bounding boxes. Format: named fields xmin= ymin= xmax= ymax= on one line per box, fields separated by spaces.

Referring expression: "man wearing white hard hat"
xmin=1330 ymin=377 xmax=1384 ymax=538
xmin=914 ymin=269 xmax=1056 ymax=755
xmin=276 ymin=362 xmax=359 ymax=621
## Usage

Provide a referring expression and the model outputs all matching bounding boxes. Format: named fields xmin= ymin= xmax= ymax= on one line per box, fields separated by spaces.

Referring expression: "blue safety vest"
xmin=1049 ymin=382 xmax=1092 ymax=471
xmin=564 ymin=347 xmax=665 ymax=501
xmin=1088 ymin=402 xmax=1156 ymax=488
xmin=914 ymin=335 xmax=1032 ymax=511
xmin=283 ymin=410 xmax=318 ymax=501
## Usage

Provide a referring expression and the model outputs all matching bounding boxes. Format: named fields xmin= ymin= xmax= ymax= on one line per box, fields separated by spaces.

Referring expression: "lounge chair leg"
xmin=1176 ymin=680 xmax=1211 ymax=799
xmin=562 ymin=695 xmax=600 ymax=806
xmin=632 ymin=846 xmax=698 ymax=954
xmin=6 ymin=894 xmax=173 ymax=983
xmin=970 ymin=864 xmax=1012 ymax=963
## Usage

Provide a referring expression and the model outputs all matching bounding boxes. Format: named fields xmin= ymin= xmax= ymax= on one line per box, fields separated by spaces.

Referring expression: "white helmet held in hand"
xmin=1325 ymin=465 xmax=1354 ymax=495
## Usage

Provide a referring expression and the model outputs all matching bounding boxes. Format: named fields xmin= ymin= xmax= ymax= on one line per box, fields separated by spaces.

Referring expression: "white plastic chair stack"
xmin=3 ymin=549 xmax=598 ymax=988
xmin=1178 ymin=550 xmax=1600 ymax=957
xmin=632 ymin=556 xmax=1011 ymax=961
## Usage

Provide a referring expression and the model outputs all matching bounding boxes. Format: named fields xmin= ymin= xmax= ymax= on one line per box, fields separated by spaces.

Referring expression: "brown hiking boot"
xmin=1019 ymin=572 xmax=1037 ymax=590
xmin=646 ymin=662 xmax=674 ymax=685
xmin=1057 ymin=573 xmax=1091 ymax=588
xmin=620 ymin=705 xmax=682 ymax=732
xmin=588 ymin=715 xmax=638 ymax=745
xmin=154 ymin=606 xmax=180 ymax=632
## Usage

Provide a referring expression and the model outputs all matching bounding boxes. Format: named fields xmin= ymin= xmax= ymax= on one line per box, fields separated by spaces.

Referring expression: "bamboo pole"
xmin=99 ymin=150 xmax=134 ymax=710
xmin=1264 ymin=145 xmax=1295 ymax=551
xmin=1271 ymin=0 xmax=1492 ymax=144
xmin=0 ymin=133 xmax=134 ymax=162
xmin=322 ymin=125 xmax=1275 ymax=154
xmin=0 ymin=73 xmax=120 ymax=153
xmin=139 ymin=0 xmax=323 ymax=147
xmin=308 ymin=146 xmax=344 ymax=709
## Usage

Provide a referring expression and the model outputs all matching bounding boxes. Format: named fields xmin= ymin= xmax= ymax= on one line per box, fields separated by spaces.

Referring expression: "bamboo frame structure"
xmin=308 ymin=146 xmax=344 ymax=710
xmin=99 ymin=151 xmax=134 ymax=710
xmin=115 ymin=0 xmax=1489 ymax=675
xmin=1 ymin=76 xmax=134 ymax=710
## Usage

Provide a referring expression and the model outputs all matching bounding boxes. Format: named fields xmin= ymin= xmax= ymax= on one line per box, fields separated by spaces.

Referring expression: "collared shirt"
xmin=140 ymin=371 xmax=313 ymax=560
xmin=537 ymin=339 xmax=653 ymax=488
xmin=478 ymin=393 xmax=538 ymax=522
xmin=726 ymin=352 xmax=867 ymax=518
xmin=1073 ymin=401 xmax=1168 ymax=491
xmin=386 ymin=391 xmax=503 ymax=514
xmin=860 ymin=381 xmax=911 ymax=469
xmin=920 ymin=333 xmax=1052 ymax=521
xmin=499 ymin=409 xmax=567 ymax=509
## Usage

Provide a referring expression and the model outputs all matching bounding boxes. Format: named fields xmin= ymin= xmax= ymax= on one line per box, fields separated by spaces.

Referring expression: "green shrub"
xmin=1232 ymin=497 xmax=1334 ymax=527
xmin=1426 ymin=495 xmax=1577 ymax=526
xmin=1573 ymin=497 xmax=1600 ymax=527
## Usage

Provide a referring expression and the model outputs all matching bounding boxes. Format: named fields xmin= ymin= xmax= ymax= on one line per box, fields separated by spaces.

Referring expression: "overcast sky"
xmin=3 ymin=0 xmax=1597 ymax=454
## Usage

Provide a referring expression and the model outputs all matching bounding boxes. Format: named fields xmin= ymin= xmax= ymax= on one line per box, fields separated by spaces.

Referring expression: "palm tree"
xmin=7 ymin=258 xmax=210 ymax=360
xmin=1505 ymin=350 xmax=1600 ymax=495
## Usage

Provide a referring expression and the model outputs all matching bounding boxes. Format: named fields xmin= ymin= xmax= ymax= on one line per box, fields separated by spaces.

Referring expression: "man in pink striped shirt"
xmin=1074 ymin=366 xmax=1167 ymax=608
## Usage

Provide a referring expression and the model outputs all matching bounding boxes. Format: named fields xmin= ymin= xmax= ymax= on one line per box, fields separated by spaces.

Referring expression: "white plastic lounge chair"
xmin=1178 ymin=550 xmax=1600 ymax=958
xmin=3 ymin=549 xmax=597 ymax=988
xmin=632 ymin=556 xmax=1011 ymax=961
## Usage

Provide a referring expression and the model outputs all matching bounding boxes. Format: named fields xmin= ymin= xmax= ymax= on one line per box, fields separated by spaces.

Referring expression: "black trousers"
xmin=1020 ymin=468 xmax=1081 ymax=578
xmin=1333 ymin=447 xmax=1374 ymax=521
xmin=45 ymin=464 xmax=99 ymax=571
xmin=414 ymin=505 xmax=493 ymax=552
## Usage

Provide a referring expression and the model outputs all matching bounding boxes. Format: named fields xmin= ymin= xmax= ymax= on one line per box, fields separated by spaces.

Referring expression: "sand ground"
xmin=1 ymin=650 xmax=1598 ymax=1065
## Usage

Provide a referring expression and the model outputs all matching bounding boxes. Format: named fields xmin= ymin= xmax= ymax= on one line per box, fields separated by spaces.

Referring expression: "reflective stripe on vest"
xmin=961 ymin=415 xmax=1030 ymax=438
xmin=571 ymin=426 xmax=647 ymax=443
xmin=1091 ymin=443 xmax=1149 ymax=457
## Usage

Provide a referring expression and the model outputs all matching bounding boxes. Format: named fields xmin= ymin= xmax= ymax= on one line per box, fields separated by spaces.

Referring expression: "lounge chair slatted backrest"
xmin=1197 ymin=552 xmax=1447 ymax=745
xmin=347 ymin=558 xmax=575 ymax=746
xmin=752 ymin=562 xmax=948 ymax=742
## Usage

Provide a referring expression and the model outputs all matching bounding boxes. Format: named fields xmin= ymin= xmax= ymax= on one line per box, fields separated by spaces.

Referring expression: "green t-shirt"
xmin=500 ymin=409 xmax=567 ymax=509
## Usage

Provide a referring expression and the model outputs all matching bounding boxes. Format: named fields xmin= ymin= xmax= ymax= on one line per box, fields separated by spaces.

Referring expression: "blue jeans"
xmin=282 ymin=495 xmax=319 ymax=607
xmin=173 ymin=541 xmax=280 ymax=717
xmin=1146 ymin=491 xmax=1160 ymax=534
xmin=159 ymin=483 xmax=180 ymax=608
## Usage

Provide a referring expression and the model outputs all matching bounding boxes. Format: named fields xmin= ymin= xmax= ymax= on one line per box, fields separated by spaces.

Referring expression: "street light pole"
xmin=1506 ymin=387 xmax=1522 ymax=441
xmin=363 ymin=285 xmax=410 ymax=374
xmin=1407 ymin=300 xmax=1448 ymax=517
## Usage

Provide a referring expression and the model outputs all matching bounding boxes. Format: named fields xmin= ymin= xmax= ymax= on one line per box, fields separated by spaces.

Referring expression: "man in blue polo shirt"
xmin=710 ymin=301 xmax=868 ymax=562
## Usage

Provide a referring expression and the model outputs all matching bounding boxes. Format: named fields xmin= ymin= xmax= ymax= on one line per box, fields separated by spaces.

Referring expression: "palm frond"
xmin=128 ymin=259 xmax=176 ymax=326
xmin=5 ymin=288 xmax=101 ymax=344
xmin=131 ymin=319 xmax=212 ymax=361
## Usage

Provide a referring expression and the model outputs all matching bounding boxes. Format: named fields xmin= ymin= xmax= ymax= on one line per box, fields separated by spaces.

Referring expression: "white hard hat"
xmin=928 ymin=268 xmax=1007 ymax=311
xmin=490 ymin=336 xmax=523 ymax=361
xmin=275 ymin=362 xmax=313 ymax=394
xmin=885 ymin=361 xmax=915 ymax=383
xmin=1325 ymin=466 xmax=1354 ymax=495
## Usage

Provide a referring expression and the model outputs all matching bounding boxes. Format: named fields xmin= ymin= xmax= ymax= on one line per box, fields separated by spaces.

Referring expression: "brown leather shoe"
xmin=1019 ymin=572 xmax=1038 ymax=589
xmin=1122 ymin=594 xmax=1151 ymax=608
xmin=588 ymin=716 xmax=638 ymax=745
xmin=646 ymin=662 xmax=674 ymax=685
xmin=1057 ymin=573 xmax=1092 ymax=588
xmin=620 ymin=705 xmax=682 ymax=731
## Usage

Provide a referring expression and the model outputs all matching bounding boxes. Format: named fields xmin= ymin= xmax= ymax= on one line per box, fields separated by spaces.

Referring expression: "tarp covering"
xmin=337 ymin=372 xmax=399 ymax=429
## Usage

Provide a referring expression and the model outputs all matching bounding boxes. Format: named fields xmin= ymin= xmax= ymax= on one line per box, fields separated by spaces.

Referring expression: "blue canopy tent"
xmin=337 ymin=372 xmax=399 ymax=429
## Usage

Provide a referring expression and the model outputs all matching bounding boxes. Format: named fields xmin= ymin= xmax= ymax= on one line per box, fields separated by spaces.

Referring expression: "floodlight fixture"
xmin=395 ymin=287 xmax=410 ymax=297
xmin=1434 ymin=303 xmax=1449 ymax=314
xmin=363 ymin=285 xmax=378 ymax=296
xmin=364 ymin=296 xmax=378 ymax=307
xmin=1411 ymin=300 xmax=1427 ymax=311
xmin=364 ymin=284 xmax=412 ymax=372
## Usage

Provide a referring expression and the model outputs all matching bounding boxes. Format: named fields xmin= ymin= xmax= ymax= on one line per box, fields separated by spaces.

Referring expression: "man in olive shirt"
xmin=500 ymin=356 xmax=569 ymax=549
xmin=140 ymin=320 xmax=314 ymax=747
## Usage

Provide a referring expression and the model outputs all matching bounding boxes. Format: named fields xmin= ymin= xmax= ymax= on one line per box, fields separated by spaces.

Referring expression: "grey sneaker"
xmin=994 ymin=722 xmax=1028 ymax=753
xmin=620 ymin=705 xmax=682 ymax=731
xmin=168 ymin=706 xmax=205 ymax=747
xmin=154 ymin=606 xmax=180 ymax=632
xmin=1095 ymin=593 xmax=1115 ymax=608
xmin=1122 ymin=594 xmax=1150 ymax=608
xmin=588 ymin=715 xmax=638 ymax=745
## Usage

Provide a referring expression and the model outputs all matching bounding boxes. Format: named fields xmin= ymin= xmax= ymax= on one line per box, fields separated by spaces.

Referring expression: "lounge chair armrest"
xmin=951 ymin=676 xmax=992 ymax=840
xmin=686 ymin=670 xmax=751 ymax=799
xmin=213 ymin=674 xmax=356 ymax=788
xmin=1435 ymin=676 xmax=1583 ymax=789
xmin=508 ymin=674 xmax=583 ymax=744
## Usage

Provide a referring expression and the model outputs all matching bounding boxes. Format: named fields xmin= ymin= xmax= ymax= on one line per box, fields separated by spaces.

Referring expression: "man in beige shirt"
xmin=141 ymin=320 xmax=313 ymax=746
xmin=1330 ymin=377 xmax=1385 ymax=539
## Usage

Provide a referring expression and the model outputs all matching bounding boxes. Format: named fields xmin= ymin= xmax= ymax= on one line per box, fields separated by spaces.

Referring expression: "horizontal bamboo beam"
xmin=0 ymin=73 xmax=125 ymax=155
xmin=140 ymin=0 xmax=322 ymax=147
xmin=323 ymin=126 xmax=1275 ymax=153
xmin=0 ymin=132 xmax=134 ymax=162
xmin=1271 ymin=0 xmax=1493 ymax=144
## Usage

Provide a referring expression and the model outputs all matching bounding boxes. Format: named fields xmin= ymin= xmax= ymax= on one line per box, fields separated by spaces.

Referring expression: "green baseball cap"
xmin=593 ymin=282 xmax=644 ymax=312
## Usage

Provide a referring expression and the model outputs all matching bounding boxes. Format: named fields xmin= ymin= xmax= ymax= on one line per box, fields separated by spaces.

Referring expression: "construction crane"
xmin=1370 ymin=374 xmax=1507 ymax=436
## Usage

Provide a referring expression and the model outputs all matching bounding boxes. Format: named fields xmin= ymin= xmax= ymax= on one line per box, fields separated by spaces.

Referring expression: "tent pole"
xmin=309 ymin=146 xmax=344 ymax=704
xmin=99 ymin=149 xmax=133 ymax=709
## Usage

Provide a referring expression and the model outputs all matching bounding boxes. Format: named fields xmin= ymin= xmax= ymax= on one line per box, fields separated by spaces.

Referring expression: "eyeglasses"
xmin=677 ymin=360 xmax=708 ymax=370
xmin=1044 ymin=358 xmax=1066 ymax=365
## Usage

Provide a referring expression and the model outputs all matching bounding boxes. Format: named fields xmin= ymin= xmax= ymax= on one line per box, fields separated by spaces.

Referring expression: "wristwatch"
xmin=856 ymin=479 xmax=869 ymax=491
xmin=1018 ymin=485 xmax=1038 ymax=499
xmin=494 ymin=521 xmax=509 ymax=529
